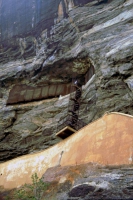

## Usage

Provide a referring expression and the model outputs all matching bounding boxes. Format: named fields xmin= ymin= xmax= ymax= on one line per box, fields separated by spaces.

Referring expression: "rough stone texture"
xmin=0 ymin=0 xmax=133 ymax=162
xmin=41 ymin=163 xmax=133 ymax=199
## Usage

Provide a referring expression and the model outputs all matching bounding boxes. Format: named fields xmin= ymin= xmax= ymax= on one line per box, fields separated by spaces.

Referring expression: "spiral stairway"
xmin=56 ymin=79 xmax=87 ymax=139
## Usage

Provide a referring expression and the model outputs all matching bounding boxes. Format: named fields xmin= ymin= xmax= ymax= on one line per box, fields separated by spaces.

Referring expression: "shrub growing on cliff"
xmin=14 ymin=173 xmax=49 ymax=200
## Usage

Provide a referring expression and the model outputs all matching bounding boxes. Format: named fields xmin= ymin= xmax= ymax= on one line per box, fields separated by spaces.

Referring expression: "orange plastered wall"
xmin=0 ymin=112 xmax=133 ymax=189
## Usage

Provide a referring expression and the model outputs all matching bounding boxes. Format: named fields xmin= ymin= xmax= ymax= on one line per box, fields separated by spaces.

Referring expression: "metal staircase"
xmin=56 ymin=78 xmax=87 ymax=139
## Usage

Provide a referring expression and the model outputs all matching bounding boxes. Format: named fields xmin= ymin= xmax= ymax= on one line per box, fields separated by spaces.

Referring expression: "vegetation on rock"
xmin=5 ymin=173 xmax=50 ymax=200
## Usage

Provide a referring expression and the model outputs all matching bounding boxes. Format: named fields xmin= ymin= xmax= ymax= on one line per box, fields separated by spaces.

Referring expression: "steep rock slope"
xmin=0 ymin=0 xmax=133 ymax=162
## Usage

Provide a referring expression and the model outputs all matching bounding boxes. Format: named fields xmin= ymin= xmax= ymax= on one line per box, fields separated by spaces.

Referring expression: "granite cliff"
xmin=0 ymin=0 xmax=133 ymax=162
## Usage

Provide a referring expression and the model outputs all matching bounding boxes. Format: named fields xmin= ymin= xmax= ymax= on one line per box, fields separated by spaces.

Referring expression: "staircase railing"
xmin=57 ymin=78 xmax=87 ymax=133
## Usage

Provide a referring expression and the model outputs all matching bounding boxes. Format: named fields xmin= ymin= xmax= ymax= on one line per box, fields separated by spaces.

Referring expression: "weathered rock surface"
xmin=42 ymin=163 xmax=133 ymax=199
xmin=0 ymin=0 xmax=133 ymax=162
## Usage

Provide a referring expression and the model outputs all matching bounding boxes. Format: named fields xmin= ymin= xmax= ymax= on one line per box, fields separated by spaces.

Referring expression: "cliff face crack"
xmin=0 ymin=132 xmax=11 ymax=143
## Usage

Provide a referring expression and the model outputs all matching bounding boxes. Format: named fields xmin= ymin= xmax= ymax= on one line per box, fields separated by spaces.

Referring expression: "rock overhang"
xmin=0 ymin=0 xmax=133 ymax=163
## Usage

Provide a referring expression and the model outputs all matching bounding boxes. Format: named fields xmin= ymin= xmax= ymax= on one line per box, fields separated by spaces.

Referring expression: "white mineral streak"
xmin=83 ymin=9 xmax=133 ymax=36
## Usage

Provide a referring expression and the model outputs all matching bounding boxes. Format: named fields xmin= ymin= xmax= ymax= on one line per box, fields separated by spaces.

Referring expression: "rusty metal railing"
xmin=57 ymin=78 xmax=87 ymax=134
xmin=57 ymin=114 xmax=87 ymax=132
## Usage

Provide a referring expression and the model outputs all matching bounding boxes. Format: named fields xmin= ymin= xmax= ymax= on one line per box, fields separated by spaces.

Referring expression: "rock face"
xmin=42 ymin=163 xmax=133 ymax=200
xmin=0 ymin=0 xmax=133 ymax=162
